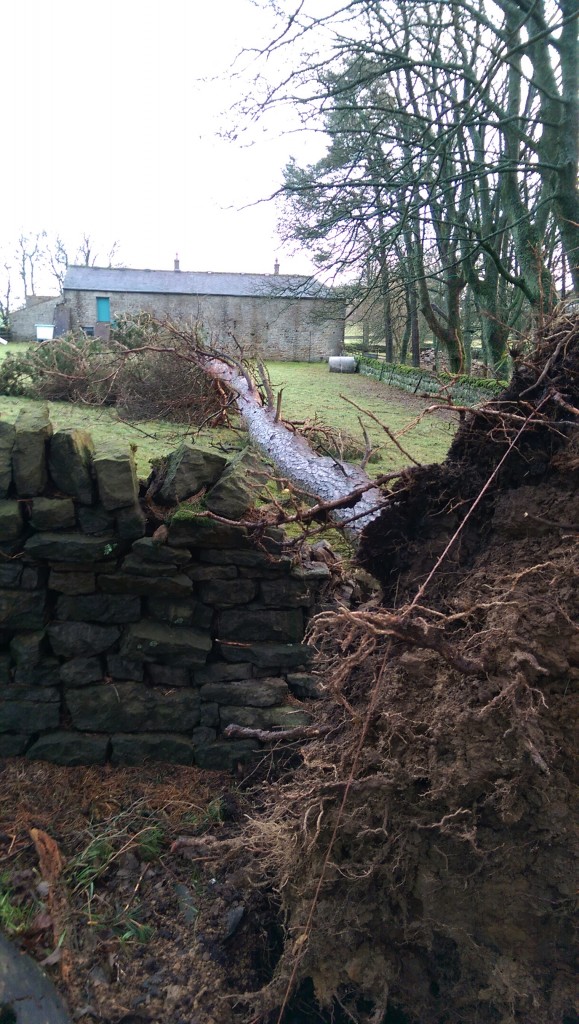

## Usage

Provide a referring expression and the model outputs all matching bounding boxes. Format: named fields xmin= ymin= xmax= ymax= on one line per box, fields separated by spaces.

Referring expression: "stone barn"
xmin=61 ymin=261 xmax=345 ymax=360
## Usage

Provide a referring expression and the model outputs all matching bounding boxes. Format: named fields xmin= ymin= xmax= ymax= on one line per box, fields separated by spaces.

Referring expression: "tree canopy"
xmin=252 ymin=0 xmax=578 ymax=371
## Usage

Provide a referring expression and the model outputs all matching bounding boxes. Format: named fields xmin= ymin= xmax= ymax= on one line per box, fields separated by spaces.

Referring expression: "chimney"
xmin=274 ymin=259 xmax=280 ymax=275
xmin=174 ymin=254 xmax=180 ymax=272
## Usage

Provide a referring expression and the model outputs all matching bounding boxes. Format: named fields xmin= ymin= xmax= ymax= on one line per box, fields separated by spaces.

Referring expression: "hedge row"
xmin=356 ymin=357 xmax=508 ymax=405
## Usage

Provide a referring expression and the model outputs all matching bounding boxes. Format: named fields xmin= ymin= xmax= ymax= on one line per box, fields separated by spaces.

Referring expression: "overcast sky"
xmin=3 ymin=0 xmax=328 ymax=295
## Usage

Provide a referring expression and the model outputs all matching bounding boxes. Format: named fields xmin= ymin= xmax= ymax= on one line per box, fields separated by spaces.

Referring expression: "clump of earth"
xmin=237 ymin=311 xmax=578 ymax=1024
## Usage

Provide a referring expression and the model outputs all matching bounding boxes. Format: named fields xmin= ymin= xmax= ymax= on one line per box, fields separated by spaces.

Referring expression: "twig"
xmin=275 ymin=388 xmax=284 ymax=423
xmin=223 ymin=723 xmax=332 ymax=743
xmin=340 ymin=393 xmax=422 ymax=466
xmin=519 ymin=335 xmax=566 ymax=397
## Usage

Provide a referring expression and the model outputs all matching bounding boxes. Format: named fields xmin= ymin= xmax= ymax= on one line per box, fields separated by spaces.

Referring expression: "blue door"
xmin=96 ymin=297 xmax=110 ymax=323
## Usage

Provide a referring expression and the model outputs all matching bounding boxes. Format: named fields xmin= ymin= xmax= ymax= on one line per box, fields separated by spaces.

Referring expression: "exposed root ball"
xmin=241 ymin=313 xmax=579 ymax=1024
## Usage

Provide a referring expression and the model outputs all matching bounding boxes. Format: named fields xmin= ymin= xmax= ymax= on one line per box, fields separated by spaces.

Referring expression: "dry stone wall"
xmin=0 ymin=408 xmax=328 ymax=770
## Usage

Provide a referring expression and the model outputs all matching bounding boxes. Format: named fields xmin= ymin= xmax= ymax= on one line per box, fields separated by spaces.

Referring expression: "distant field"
xmin=0 ymin=345 xmax=455 ymax=479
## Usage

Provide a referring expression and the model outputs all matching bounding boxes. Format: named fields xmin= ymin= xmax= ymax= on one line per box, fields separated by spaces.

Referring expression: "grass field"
xmin=0 ymin=345 xmax=455 ymax=479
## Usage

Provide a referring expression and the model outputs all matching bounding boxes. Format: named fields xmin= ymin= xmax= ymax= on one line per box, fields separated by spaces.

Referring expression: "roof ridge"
xmin=66 ymin=264 xmax=312 ymax=279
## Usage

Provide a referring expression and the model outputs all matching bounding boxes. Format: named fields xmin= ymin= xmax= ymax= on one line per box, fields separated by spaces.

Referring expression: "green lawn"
xmin=0 ymin=345 xmax=455 ymax=480
xmin=267 ymin=361 xmax=455 ymax=473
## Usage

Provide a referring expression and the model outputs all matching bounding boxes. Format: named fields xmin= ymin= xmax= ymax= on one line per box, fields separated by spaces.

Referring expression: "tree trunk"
xmin=204 ymin=357 xmax=385 ymax=538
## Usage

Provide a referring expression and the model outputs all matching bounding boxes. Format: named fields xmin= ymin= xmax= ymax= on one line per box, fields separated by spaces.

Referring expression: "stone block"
xmin=47 ymin=560 xmax=113 ymax=574
xmin=65 ymin=682 xmax=201 ymax=732
xmin=60 ymin=657 xmax=103 ymax=687
xmin=0 ymin=589 xmax=46 ymax=630
xmin=29 ymin=498 xmax=75 ymax=531
xmin=121 ymin=620 xmax=212 ymax=665
xmin=2 ymin=684 xmax=60 ymax=703
xmin=146 ymin=596 xmax=213 ymax=629
xmin=157 ymin=443 xmax=227 ymax=504
xmin=204 ymin=447 xmax=269 ymax=520
xmin=25 ymin=532 xmax=120 ymax=563
xmin=12 ymin=406 xmax=52 ymax=496
xmin=0 ymin=697 xmax=60 ymax=734
xmin=110 ymin=733 xmax=198 ymax=766
xmin=107 ymin=654 xmax=144 ymax=681
xmin=14 ymin=659 xmax=60 ymax=688
xmin=186 ymin=565 xmax=237 ymax=582
xmin=286 ymin=673 xmax=324 ymax=699
xmin=0 ymin=501 xmax=23 ymax=541
xmin=49 ymin=428 xmax=95 ymax=504
xmin=26 ymin=732 xmax=109 ymax=765
xmin=131 ymin=538 xmax=191 ymax=566
xmin=10 ymin=631 xmax=46 ymax=669
xmin=98 ymin=572 xmax=193 ymax=598
xmin=56 ymin=593 xmax=141 ymax=624
xmin=48 ymin=621 xmax=121 ymax=658
xmin=0 ymin=734 xmax=30 ymax=756
xmin=0 ymin=653 xmax=11 ymax=684
xmin=218 ymin=606 xmax=304 ymax=644
xmin=191 ymin=726 xmax=217 ymax=746
xmin=199 ymin=548 xmax=291 ymax=570
xmin=291 ymin=562 xmax=332 ymax=583
xmin=168 ymin=517 xmax=250 ymax=550
xmin=199 ymin=677 xmax=288 ymax=707
xmin=198 ymin=579 xmax=257 ymax=608
xmin=218 ymin=642 xmax=312 ymax=670
xmin=199 ymin=702 xmax=219 ymax=728
xmin=0 ymin=420 xmax=15 ymax=497
xmin=219 ymin=704 xmax=313 ymax=730
xmin=146 ymin=664 xmax=191 ymax=687
xmin=260 ymin=578 xmax=315 ymax=608
xmin=121 ymin=553 xmax=180 ymax=576
xmin=193 ymin=661 xmax=253 ymax=685
xmin=21 ymin=566 xmax=46 ymax=589
xmin=77 ymin=504 xmax=115 ymax=535
xmin=93 ymin=444 xmax=138 ymax=510
xmin=49 ymin=570 xmax=95 ymax=594
xmin=115 ymin=503 xmax=146 ymax=540
xmin=0 ymin=562 xmax=22 ymax=587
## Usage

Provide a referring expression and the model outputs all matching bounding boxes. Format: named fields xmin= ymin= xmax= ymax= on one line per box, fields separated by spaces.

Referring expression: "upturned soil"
xmin=1 ymin=312 xmax=577 ymax=1024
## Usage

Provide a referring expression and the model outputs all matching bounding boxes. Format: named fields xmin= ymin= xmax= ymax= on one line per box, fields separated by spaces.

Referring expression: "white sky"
xmin=2 ymin=0 xmax=328 ymax=298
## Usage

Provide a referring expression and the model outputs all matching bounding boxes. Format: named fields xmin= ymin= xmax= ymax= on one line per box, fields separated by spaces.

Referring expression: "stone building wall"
xmin=62 ymin=289 xmax=344 ymax=361
xmin=0 ymin=409 xmax=328 ymax=770
xmin=10 ymin=296 xmax=60 ymax=342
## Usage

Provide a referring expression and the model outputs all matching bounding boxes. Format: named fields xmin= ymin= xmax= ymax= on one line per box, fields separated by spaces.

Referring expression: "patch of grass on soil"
xmin=0 ymin=759 xmax=264 ymax=1023
xmin=268 ymin=361 xmax=455 ymax=473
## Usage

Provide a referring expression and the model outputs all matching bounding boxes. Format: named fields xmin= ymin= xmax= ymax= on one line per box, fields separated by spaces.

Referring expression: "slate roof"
xmin=63 ymin=265 xmax=336 ymax=300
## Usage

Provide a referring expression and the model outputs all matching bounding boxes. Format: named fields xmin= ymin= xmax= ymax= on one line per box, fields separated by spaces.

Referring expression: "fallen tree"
xmin=160 ymin=321 xmax=389 ymax=537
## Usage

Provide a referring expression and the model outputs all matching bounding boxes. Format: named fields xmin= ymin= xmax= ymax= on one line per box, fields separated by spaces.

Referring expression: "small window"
xmin=82 ymin=325 xmax=95 ymax=337
xmin=96 ymin=297 xmax=111 ymax=323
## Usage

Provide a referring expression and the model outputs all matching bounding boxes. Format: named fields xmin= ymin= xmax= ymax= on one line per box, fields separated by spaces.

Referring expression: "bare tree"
xmin=46 ymin=234 xmax=123 ymax=290
xmin=0 ymin=262 xmax=12 ymax=332
xmin=17 ymin=231 xmax=46 ymax=297
xmin=46 ymin=236 xmax=70 ymax=291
